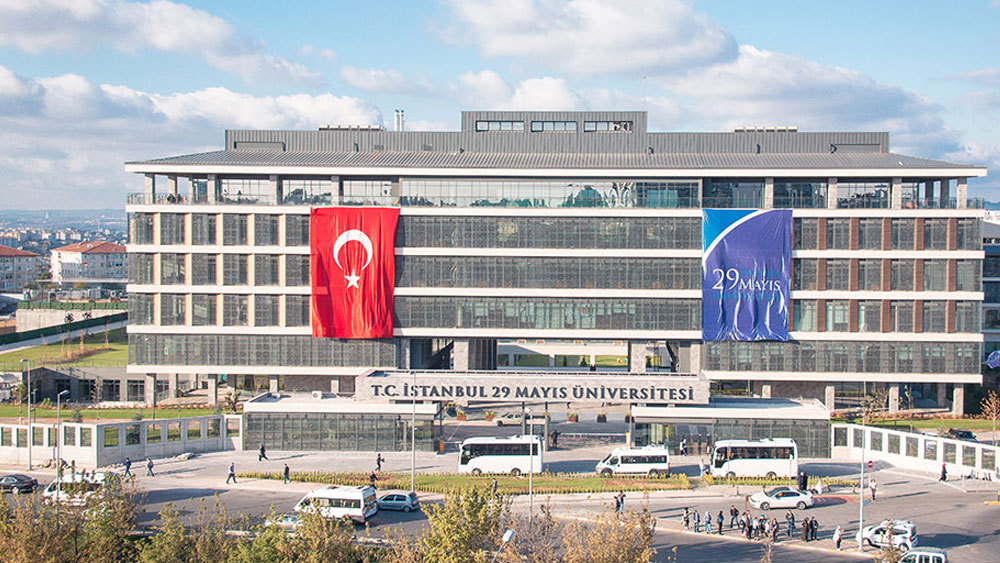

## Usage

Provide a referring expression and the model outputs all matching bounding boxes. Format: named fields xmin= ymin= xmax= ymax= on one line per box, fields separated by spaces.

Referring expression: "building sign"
xmin=702 ymin=209 xmax=791 ymax=341
xmin=356 ymin=372 xmax=710 ymax=404
xmin=311 ymin=207 xmax=399 ymax=339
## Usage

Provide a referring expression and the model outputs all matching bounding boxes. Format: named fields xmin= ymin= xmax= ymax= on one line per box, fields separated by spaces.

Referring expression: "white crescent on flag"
xmin=332 ymin=229 xmax=374 ymax=288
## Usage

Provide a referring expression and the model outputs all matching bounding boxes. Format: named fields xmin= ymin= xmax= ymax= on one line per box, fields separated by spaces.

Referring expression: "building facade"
xmin=124 ymin=111 xmax=987 ymax=430
xmin=0 ymin=244 xmax=41 ymax=292
xmin=50 ymin=241 xmax=127 ymax=286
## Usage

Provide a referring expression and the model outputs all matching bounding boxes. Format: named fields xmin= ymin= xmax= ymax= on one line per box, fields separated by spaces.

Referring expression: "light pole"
xmin=411 ymin=370 xmax=416 ymax=493
xmin=526 ymin=407 xmax=534 ymax=527
xmin=56 ymin=390 xmax=69 ymax=497
xmin=489 ymin=529 xmax=516 ymax=563
xmin=20 ymin=359 xmax=31 ymax=470
xmin=857 ymin=418 xmax=866 ymax=551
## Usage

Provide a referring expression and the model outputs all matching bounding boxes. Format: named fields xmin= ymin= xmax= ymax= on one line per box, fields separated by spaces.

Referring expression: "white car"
xmin=748 ymin=487 xmax=815 ymax=510
xmin=377 ymin=491 xmax=420 ymax=512
xmin=857 ymin=519 xmax=917 ymax=551
xmin=265 ymin=513 xmax=302 ymax=532
xmin=494 ymin=411 xmax=547 ymax=427
xmin=900 ymin=547 xmax=947 ymax=563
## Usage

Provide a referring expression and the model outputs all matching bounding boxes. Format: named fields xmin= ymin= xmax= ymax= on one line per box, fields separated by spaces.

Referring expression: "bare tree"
xmin=860 ymin=388 xmax=890 ymax=426
xmin=981 ymin=390 xmax=1000 ymax=447
xmin=901 ymin=385 xmax=915 ymax=432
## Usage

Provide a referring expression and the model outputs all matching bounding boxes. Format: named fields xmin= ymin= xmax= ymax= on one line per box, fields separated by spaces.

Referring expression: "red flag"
xmin=311 ymin=207 xmax=399 ymax=338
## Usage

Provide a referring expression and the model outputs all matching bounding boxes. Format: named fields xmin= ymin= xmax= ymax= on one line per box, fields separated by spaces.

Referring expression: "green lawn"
xmin=0 ymin=328 xmax=128 ymax=370
xmin=242 ymin=470 xmax=691 ymax=495
xmin=0 ymin=405 xmax=218 ymax=421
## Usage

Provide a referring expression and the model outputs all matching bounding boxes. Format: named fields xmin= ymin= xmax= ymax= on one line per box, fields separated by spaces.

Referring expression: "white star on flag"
xmin=345 ymin=271 xmax=361 ymax=288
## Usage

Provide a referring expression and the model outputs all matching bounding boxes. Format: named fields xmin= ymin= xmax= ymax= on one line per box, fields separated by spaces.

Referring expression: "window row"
xmin=400 ymin=179 xmax=694 ymax=209
xmin=130 ymin=254 xmax=310 ymax=286
xmin=131 ymin=294 xmax=311 ymax=327
xmin=793 ymin=218 xmax=981 ymax=250
xmin=128 ymin=334 xmax=397 ymax=367
xmin=792 ymin=258 xmax=980 ymax=292
xmin=792 ymin=300 xmax=980 ymax=333
xmin=705 ymin=341 xmax=980 ymax=374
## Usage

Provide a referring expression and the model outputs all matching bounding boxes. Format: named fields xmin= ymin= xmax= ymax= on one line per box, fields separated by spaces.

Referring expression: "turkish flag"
xmin=310 ymin=207 xmax=400 ymax=338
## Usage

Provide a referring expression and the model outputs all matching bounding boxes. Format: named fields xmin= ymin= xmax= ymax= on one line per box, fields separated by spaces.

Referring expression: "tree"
xmin=421 ymin=487 xmax=510 ymax=563
xmin=79 ymin=476 xmax=140 ymax=563
xmin=981 ymin=390 xmax=1000 ymax=447
xmin=860 ymin=387 xmax=890 ymax=425
xmin=562 ymin=507 xmax=657 ymax=563
xmin=901 ymin=385 xmax=916 ymax=432
xmin=137 ymin=507 xmax=193 ymax=563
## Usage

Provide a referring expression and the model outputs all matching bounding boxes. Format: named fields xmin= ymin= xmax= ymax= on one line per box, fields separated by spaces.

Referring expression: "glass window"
xmin=192 ymin=294 xmax=217 ymax=326
xmin=283 ymin=179 xmax=333 ymax=205
xmin=127 ymin=380 xmax=145 ymax=402
xmin=254 ymin=295 xmax=279 ymax=326
xmin=826 ymin=260 xmax=850 ymax=290
xmin=254 ymin=215 xmax=279 ymax=246
xmin=956 ymin=260 xmax=980 ymax=292
xmin=191 ymin=213 xmax=217 ymax=245
xmin=285 ymin=215 xmax=310 ymax=246
xmin=223 ymin=254 xmax=248 ymax=285
xmin=160 ymin=213 xmax=185 ymax=245
xmin=476 ymin=120 xmax=525 ymax=131
xmin=890 ymin=260 xmax=914 ymax=290
xmin=130 ymin=212 xmax=154 ymax=244
xmin=635 ymin=181 xmax=700 ymax=208
xmin=793 ymin=260 xmax=817 ymax=290
xmin=792 ymin=300 xmax=816 ymax=331
xmin=285 ymin=255 xmax=310 ymax=286
xmin=191 ymin=254 xmax=217 ymax=285
xmin=285 ymin=295 xmax=311 ymax=326
xmin=531 ymin=120 xmax=577 ymax=132
xmin=773 ymin=181 xmax=826 ymax=208
xmin=923 ymin=302 xmax=946 ymax=332
xmin=129 ymin=254 xmax=154 ymax=284
xmin=223 ymin=295 xmax=248 ymax=326
xmin=837 ymin=182 xmax=889 ymax=209
xmin=160 ymin=254 xmax=186 ymax=285
xmin=924 ymin=219 xmax=948 ymax=250
xmin=221 ymin=179 xmax=275 ymax=205
xmin=793 ymin=218 xmax=818 ymax=249
xmin=858 ymin=300 xmax=881 ymax=332
xmin=160 ymin=294 xmax=186 ymax=325
xmin=957 ymin=218 xmax=981 ymax=250
xmin=955 ymin=301 xmax=979 ymax=333
xmin=63 ymin=426 xmax=75 ymax=446
xmin=130 ymin=294 xmax=154 ymax=324
xmin=583 ymin=120 xmax=632 ymax=132
xmin=858 ymin=259 xmax=882 ymax=291
xmin=103 ymin=427 xmax=119 ymax=447
xmin=890 ymin=301 xmax=913 ymax=332
xmin=986 ymin=282 xmax=1000 ymax=303
xmin=254 ymin=255 xmax=280 ymax=286
xmin=825 ymin=300 xmax=849 ymax=331
xmin=858 ymin=218 xmax=883 ymax=250
xmin=223 ymin=214 xmax=248 ymax=246
xmin=891 ymin=219 xmax=915 ymax=250
xmin=923 ymin=261 xmax=946 ymax=291
xmin=703 ymin=180 xmax=763 ymax=208
xmin=826 ymin=219 xmax=850 ymax=249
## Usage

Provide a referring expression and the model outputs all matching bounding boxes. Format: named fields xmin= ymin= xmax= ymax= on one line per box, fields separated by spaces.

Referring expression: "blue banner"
xmin=702 ymin=209 xmax=791 ymax=341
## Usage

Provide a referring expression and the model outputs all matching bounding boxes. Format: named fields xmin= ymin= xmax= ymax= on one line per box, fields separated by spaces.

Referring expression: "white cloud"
xmin=0 ymin=65 xmax=380 ymax=209
xmin=440 ymin=0 xmax=736 ymax=75
xmin=453 ymin=71 xmax=579 ymax=110
xmin=0 ymin=0 xmax=321 ymax=85
xmin=339 ymin=66 xmax=431 ymax=95
xmin=299 ymin=44 xmax=337 ymax=61
xmin=455 ymin=70 xmax=514 ymax=108
xmin=949 ymin=68 xmax=1000 ymax=88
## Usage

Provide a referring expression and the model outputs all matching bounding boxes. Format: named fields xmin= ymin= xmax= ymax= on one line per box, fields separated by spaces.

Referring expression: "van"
xmin=596 ymin=445 xmax=671 ymax=477
xmin=900 ymin=547 xmax=947 ymax=563
xmin=42 ymin=471 xmax=118 ymax=506
xmin=293 ymin=485 xmax=378 ymax=523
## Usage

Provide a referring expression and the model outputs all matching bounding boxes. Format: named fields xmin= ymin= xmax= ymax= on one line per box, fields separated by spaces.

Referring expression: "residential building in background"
xmin=0 ymin=244 xmax=41 ymax=292
xmin=50 ymin=241 xmax=127 ymax=287
xmin=123 ymin=110 xmax=987 ymax=453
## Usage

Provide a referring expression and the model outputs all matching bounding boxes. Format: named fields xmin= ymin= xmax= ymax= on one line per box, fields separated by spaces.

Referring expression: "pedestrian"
xmin=226 ymin=462 xmax=237 ymax=484
xmin=716 ymin=510 xmax=724 ymax=534
xmin=771 ymin=518 xmax=779 ymax=542
xmin=146 ymin=457 xmax=155 ymax=477
xmin=797 ymin=471 xmax=807 ymax=491
xmin=376 ymin=452 xmax=383 ymax=472
xmin=552 ymin=429 xmax=559 ymax=448
xmin=618 ymin=491 xmax=626 ymax=514
xmin=698 ymin=458 xmax=704 ymax=476
xmin=369 ymin=471 xmax=378 ymax=489
xmin=869 ymin=477 xmax=877 ymax=501
xmin=491 ymin=478 xmax=498 ymax=495
xmin=258 ymin=442 xmax=268 ymax=461
xmin=693 ymin=510 xmax=701 ymax=532
xmin=785 ymin=510 xmax=795 ymax=537
xmin=801 ymin=516 xmax=809 ymax=541
xmin=70 ymin=459 xmax=76 ymax=478
xmin=810 ymin=517 xmax=819 ymax=541
xmin=833 ymin=525 xmax=843 ymax=550
xmin=283 ymin=463 xmax=290 ymax=484
xmin=123 ymin=457 xmax=132 ymax=478
xmin=682 ymin=507 xmax=691 ymax=530
xmin=815 ymin=478 xmax=824 ymax=495
xmin=703 ymin=511 xmax=711 ymax=533
xmin=940 ymin=462 xmax=948 ymax=481
xmin=679 ymin=438 xmax=687 ymax=456
xmin=729 ymin=504 xmax=739 ymax=529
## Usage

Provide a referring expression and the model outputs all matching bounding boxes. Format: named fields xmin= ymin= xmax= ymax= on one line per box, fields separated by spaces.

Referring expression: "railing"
xmin=0 ymin=312 xmax=127 ymax=346
xmin=899 ymin=197 xmax=985 ymax=209
xmin=18 ymin=301 xmax=125 ymax=311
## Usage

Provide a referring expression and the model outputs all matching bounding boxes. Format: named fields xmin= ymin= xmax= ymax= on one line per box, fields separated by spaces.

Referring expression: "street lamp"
xmin=489 ymin=529 xmax=516 ymax=563
xmin=411 ymin=370 xmax=416 ymax=493
xmin=857 ymin=414 xmax=867 ymax=551
xmin=56 ymin=390 xmax=69 ymax=496
xmin=19 ymin=359 xmax=31 ymax=470
xmin=525 ymin=407 xmax=534 ymax=527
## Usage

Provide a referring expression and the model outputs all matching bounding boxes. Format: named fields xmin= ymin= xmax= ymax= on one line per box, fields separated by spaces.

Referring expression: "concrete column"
xmin=956 ymin=177 xmax=967 ymax=209
xmin=760 ymin=383 xmax=772 ymax=399
xmin=168 ymin=374 xmax=179 ymax=398
xmin=952 ymin=384 xmax=965 ymax=415
xmin=269 ymin=174 xmax=282 ymax=204
xmin=891 ymin=177 xmax=903 ymax=209
xmin=827 ymin=177 xmax=838 ymax=209
xmin=268 ymin=375 xmax=279 ymax=394
xmin=205 ymin=375 xmax=218 ymax=405
xmin=452 ymin=339 xmax=470 ymax=371
xmin=144 ymin=174 xmax=156 ymax=203
xmin=330 ymin=377 xmax=341 ymax=395
xmin=824 ymin=385 xmax=836 ymax=410
xmin=207 ymin=174 xmax=219 ymax=204
xmin=145 ymin=374 xmax=157 ymax=407
xmin=627 ymin=341 xmax=648 ymax=374
xmin=331 ymin=175 xmax=341 ymax=205
xmin=589 ymin=354 xmax=596 ymax=369
xmin=763 ymin=177 xmax=774 ymax=208
xmin=548 ymin=354 xmax=556 ymax=367
xmin=888 ymin=383 xmax=900 ymax=413
xmin=937 ymin=383 xmax=949 ymax=408
xmin=939 ymin=178 xmax=950 ymax=208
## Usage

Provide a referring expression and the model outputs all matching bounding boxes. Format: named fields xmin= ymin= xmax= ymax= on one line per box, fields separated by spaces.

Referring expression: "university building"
xmin=124 ymin=111 xmax=987 ymax=456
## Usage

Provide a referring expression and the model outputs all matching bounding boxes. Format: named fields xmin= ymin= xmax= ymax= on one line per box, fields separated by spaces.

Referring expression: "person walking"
xmin=226 ymin=462 xmax=237 ymax=484
xmin=283 ymin=463 xmax=290 ymax=484
xmin=491 ymin=478 xmax=498 ymax=496
xmin=703 ymin=510 xmax=711 ymax=533
xmin=785 ymin=510 xmax=795 ymax=537
xmin=801 ymin=516 xmax=810 ymax=541
xmin=833 ymin=525 xmax=844 ymax=550
xmin=692 ymin=510 xmax=700 ymax=533
xmin=869 ymin=477 xmax=877 ymax=502
xmin=940 ymin=462 xmax=948 ymax=481
xmin=369 ymin=471 xmax=378 ymax=489
xmin=123 ymin=457 xmax=132 ymax=478
xmin=716 ymin=510 xmax=724 ymax=534
xmin=770 ymin=518 xmax=779 ymax=542
xmin=376 ymin=453 xmax=384 ymax=472
xmin=810 ymin=517 xmax=819 ymax=541
xmin=258 ymin=442 xmax=268 ymax=462
xmin=682 ymin=507 xmax=691 ymax=530
xmin=729 ymin=504 xmax=739 ymax=529
xmin=146 ymin=457 xmax=154 ymax=477
xmin=679 ymin=438 xmax=687 ymax=456
xmin=618 ymin=491 xmax=626 ymax=514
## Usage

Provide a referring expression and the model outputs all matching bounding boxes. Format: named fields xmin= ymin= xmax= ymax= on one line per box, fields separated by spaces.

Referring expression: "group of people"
xmin=613 ymin=491 xmax=627 ymax=514
xmin=121 ymin=456 xmax=155 ymax=478
xmin=681 ymin=506 xmax=823 ymax=544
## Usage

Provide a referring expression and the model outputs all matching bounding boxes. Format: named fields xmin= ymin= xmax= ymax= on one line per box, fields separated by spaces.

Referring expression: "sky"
xmin=1 ymin=0 xmax=999 ymax=209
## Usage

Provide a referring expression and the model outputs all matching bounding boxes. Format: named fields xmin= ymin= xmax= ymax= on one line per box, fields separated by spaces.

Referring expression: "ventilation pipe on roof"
xmin=393 ymin=109 xmax=405 ymax=132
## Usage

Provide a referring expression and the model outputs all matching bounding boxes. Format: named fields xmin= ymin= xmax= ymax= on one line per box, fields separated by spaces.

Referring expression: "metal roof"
xmin=128 ymin=149 xmax=978 ymax=171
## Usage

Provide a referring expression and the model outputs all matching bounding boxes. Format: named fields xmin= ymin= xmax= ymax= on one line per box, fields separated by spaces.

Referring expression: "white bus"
xmin=459 ymin=435 xmax=543 ymax=476
xmin=596 ymin=445 xmax=671 ymax=477
xmin=293 ymin=485 xmax=378 ymax=523
xmin=710 ymin=438 xmax=798 ymax=479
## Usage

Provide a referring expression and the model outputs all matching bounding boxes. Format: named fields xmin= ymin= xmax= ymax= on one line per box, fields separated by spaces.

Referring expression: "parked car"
xmin=265 ymin=513 xmax=302 ymax=532
xmin=946 ymin=428 xmax=976 ymax=442
xmin=0 ymin=474 xmax=38 ymax=494
xmin=856 ymin=519 xmax=918 ymax=551
xmin=899 ymin=547 xmax=947 ymax=563
xmin=748 ymin=487 xmax=815 ymax=510
xmin=494 ymin=411 xmax=547 ymax=427
xmin=377 ymin=491 xmax=420 ymax=512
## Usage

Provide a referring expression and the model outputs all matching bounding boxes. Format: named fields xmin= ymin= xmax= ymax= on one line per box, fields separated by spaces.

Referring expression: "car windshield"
xmin=764 ymin=488 xmax=785 ymax=497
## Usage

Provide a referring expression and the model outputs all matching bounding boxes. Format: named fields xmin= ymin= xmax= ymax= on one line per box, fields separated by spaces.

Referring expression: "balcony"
xmin=900 ymin=197 xmax=985 ymax=209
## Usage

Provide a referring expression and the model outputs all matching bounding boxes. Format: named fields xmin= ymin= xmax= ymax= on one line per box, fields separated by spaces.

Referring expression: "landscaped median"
xmin=240 ymin=470 xmax=692 ymax=495
xmin=699 ymin=474 xmax=858 ymax=488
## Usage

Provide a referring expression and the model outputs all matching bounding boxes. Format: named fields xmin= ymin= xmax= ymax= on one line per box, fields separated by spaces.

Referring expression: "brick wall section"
xmin=817 ymin=260 xmax=827 ymax=291
xmin=914 ymin=300 xmax=923 ymax=332
xmin=948 ymin=218 xmax=958 ymax=251
xmin=914 ymin=218 xmax=925 ymax=251
xmin=946 ymin=301 xmax=956 ymax=333
xmin=914 ymin=259 xmax=924 ymax=291
xmin=881 ymin=259 xmax=892 ymax=291
xmin=881 ymin=218 xmax=892 ymax=250
xmin=849 ymin=259 xmax=859 ymax=291
xmin=947 ymin=259 xmax=957 ymax=291
xmin=848 ymin=299 xmax=858 ymax=331
xmin=817 ymin=218 xmax=828 ymax=250
xmin=881 ymin=301 xmax=892 ymax=332
xmin=850 ymin=218 xmax=860 ymax=250
xmin=816 ymin=300 xmax=826 ymax=332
